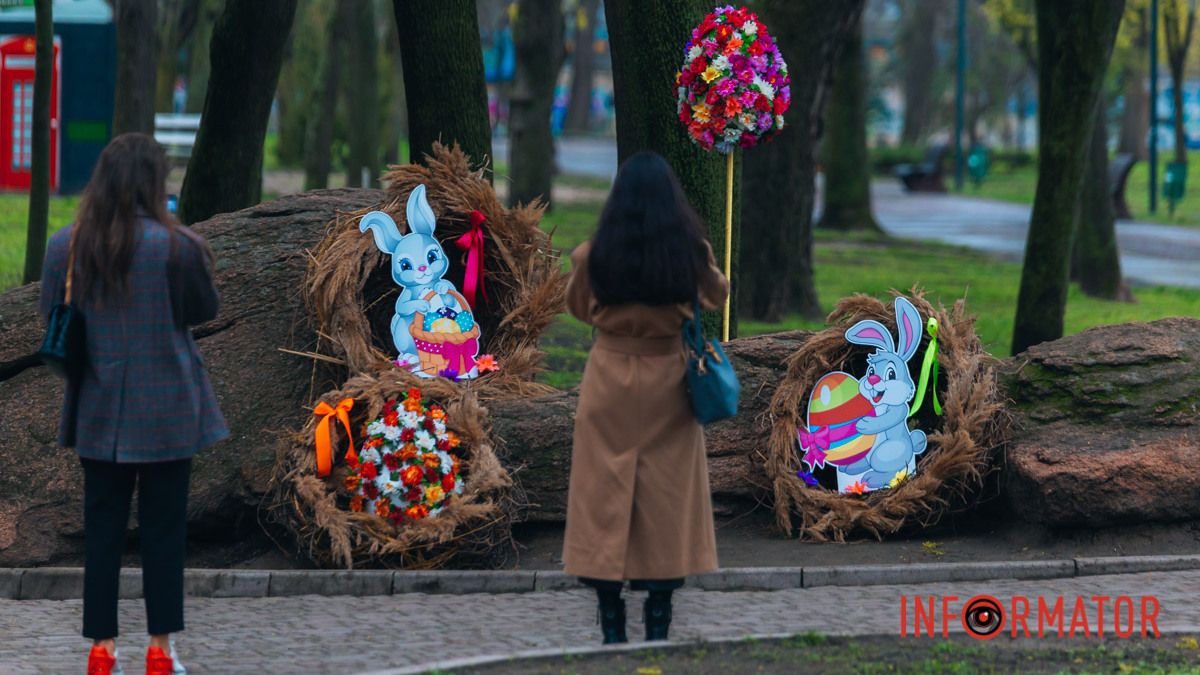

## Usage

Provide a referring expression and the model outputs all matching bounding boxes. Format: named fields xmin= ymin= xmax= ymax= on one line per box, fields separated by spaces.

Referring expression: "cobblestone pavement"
xmin=2 ymin=570 xmax=1198 ymax=674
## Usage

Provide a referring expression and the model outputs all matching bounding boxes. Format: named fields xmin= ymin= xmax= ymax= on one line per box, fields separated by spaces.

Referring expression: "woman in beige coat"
xmin=563 ymin=152 xmax=729 ymax=644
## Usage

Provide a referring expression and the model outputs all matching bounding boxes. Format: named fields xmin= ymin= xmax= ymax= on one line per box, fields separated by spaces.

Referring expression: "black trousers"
xmin=81 ymin=457 xmax=191 ymax=640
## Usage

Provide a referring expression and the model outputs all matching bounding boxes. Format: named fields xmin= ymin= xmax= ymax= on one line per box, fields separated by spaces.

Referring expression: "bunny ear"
xmin=359 ymin=211 xmax=402 ymax=253
xmin=406 ymin=184 xmax=437 ymax=236
xmin=894 ymin=297 xmax=923 ymax=362
xmin=845 ymin=319 xmax=895 ymax=352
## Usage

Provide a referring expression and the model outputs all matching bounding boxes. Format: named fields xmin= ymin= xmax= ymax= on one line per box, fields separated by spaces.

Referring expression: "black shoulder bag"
xmin=38 ymin=231 xmax=87 ymax=379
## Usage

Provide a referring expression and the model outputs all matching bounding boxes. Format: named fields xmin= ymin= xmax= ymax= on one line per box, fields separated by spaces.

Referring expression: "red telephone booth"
xmin=0 ymin=34 xmax=59 ymax=192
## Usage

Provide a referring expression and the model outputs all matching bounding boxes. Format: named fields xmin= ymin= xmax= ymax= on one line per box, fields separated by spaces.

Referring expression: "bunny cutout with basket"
xmin=839 ymin=296 xmax=929 ymax=490
xmin=359 ymin=184 xmax=481 ymax=379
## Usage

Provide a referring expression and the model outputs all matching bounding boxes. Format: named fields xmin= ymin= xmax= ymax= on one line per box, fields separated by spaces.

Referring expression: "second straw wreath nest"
xmin=765 ymin=291 xmax=1010 ymax=541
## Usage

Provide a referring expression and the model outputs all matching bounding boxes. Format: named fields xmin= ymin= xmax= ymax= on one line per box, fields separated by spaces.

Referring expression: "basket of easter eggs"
xmin=409 ymin=289 xmax=482 ymax=378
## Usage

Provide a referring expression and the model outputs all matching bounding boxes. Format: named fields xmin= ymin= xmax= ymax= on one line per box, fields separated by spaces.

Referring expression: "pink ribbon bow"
xmin=797 ymin=424 xmax=857 ymax=470
xmin=454 ymin=210 xmax=488 ymax=310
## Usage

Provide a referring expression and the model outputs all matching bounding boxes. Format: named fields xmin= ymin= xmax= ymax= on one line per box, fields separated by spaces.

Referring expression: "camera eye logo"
xmin=963 ymin=595 xmax=1004 ymax=639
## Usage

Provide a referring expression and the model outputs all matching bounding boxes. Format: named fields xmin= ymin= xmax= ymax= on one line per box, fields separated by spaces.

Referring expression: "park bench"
xmin=1110 ymin=152 xmax=1136 ymax=220
xmin=894 ymin=144 xmax=948 ymax=193
xmin=154 ymin=113 xmax=200 ymax=162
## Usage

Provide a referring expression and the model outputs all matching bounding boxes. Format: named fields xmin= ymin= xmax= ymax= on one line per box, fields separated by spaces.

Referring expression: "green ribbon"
xmin=909 ymin=317 xmax=943 ymax=417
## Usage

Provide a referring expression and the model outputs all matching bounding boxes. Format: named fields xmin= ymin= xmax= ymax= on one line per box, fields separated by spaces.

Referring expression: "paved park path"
xmin=3 ymin=569 xmax=1198 ymax=674
xmin=510 ymin=136 xmax=1199 ymax=289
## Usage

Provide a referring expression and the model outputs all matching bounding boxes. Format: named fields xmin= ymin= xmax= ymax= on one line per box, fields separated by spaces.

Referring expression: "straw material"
xmin=265 ymin=143 xmax=566 ymax=568
xmin=765 ymin=290 xmax=1009 ymax=541
xmin=304 ymin=142 xmax=567 ymax=397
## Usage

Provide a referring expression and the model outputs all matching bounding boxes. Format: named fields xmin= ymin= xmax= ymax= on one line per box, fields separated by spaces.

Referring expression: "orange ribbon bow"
xmin=313 ymin=398 xmax=354 ymax=477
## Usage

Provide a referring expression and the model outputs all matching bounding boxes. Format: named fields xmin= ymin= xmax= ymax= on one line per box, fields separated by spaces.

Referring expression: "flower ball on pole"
xmin=676 ymin=5 xmax=790 ymax=341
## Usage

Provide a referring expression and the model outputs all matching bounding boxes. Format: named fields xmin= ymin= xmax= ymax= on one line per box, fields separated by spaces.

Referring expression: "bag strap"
xmin=684 ymin=297 xmax=705 ymax=352
xmin=64 ymin=226 xmax=78 ymax=305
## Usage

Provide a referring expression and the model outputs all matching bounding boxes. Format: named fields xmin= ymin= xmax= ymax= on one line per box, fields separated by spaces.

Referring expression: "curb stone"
xmin=3 ymin=554 xmax=1200 ymax=600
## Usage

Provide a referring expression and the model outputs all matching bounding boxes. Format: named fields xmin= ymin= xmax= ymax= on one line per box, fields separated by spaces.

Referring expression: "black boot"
xmin=644 ymin=590 xmax=673 ymax=641
xmin=597 ymin=589 xmax=627 ymax=644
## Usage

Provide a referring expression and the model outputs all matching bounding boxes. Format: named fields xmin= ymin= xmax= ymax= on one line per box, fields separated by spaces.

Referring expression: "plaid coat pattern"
xmin=39 ymin=220 xmax=229 ymax=463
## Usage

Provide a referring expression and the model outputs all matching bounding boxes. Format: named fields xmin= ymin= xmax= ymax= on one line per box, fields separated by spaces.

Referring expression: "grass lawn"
xmin=463 ymin=633 xmax=1200 ymax=674
xmin=0 ymin=193 xmax=79 ymax=291
xmin=966 ymin=151 xmax=1200 ymax=228
xmin=535 ymin=200 xmax=1200 ymax=389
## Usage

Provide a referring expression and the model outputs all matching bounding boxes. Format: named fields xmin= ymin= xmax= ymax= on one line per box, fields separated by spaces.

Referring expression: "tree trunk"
xmin=178 ymin=0 xmax=299 ymax=225
xmin=345 ymin=0 xmax=381 ymax=188
xmin=391 ymin=0 xmax=493 ymax=171
xmin=21 ymin=0 xmax=52 ymax=285
xmin=739 ymin=0 xmax=864 ymax=322
xmin=154 ymin=0 xmax=200 ymax=113
xmin=817 ymin=12 xmax=881 ymax=233
xmin=381 ymin=15 xmax=407 ymax=166
xmin=113 ymin=0 xmax=159 ymax=135
xmin=304 ymin=0 xmax=350 ymax=191
xmin=1169 ymin=65 xmax=1188 ymax=165
xmin=1163 ymin=1 xmax=1196 ymax=165
xmin=1071 ymin=99 xmax=1129 ymax=301
xmin=1011 ymin=0 xmax=1124 ymax=355
xmin=604 ymin=0 xmax=740 ymax=338
xmin=184 ymin=0 xmax=222 ymax=115
xmin=898 ymin=0 xmax=940 ymax=146
xmin=562 ymin=0 xmax=600 ymax=133
xmin=508 ymin=0 xmax=564 ymax=208
xmin=1116 ymin=6 xmax=1149 ymax=160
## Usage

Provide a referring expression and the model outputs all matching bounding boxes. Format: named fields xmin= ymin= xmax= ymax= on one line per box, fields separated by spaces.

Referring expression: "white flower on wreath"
xmin=687 ymin=45 xmax=702 ymax=61
xmin=401 ymin=411 xmax=420 ymax=429
xmin=415 ymin=430 xmax=436 ymax=451
xmin=775 ymin=114 xmax=786 ymax=130
xmin=366 ymin=420 xmax=386 ymax=437
xmin=739 ymin=112 xmax=758 ymax=131
xmin=711 ymin=55 xmax=731 ymax=73
xmin=434 ymin=419 xmax=447 ymax=434
xmin=360 ymin=446 xmax=381 ymax=465
xmin=437 ymin=451 xmax=454 ymax=474
xmin=383 ymin=425 xmax=402 ymax=442
xmin=752 ymin=75 xmax=775 ymax=100
xmin=743 ymin=21 xmax=757 ymax=36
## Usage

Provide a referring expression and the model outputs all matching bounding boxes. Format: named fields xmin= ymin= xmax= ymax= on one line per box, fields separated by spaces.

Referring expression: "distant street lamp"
xmin=953 ymin=0 xmax=966 ymax=191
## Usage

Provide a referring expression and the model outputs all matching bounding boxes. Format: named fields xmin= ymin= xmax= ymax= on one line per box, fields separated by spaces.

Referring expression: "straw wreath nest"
xmin=264 ymin=143 xmax=567 ymax=569
xmin=765 ymin=291 xmax=1009 ymax=541
xmin=304 ymin=142 xmax=567 ymax=396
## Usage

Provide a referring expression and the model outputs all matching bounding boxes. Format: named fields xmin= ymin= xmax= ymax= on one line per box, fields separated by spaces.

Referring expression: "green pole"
xmin=1149 ymin=0 xmax=1158 ymax=213
xmin=953 ymin=0 xmax=966 ymax=191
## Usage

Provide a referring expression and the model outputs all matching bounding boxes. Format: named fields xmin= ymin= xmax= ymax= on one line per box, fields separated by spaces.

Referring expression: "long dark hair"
xmin=74 ymin=133 xmax=174 ymax=304
xmin=589 ymin=152 xmax=710 ymax=306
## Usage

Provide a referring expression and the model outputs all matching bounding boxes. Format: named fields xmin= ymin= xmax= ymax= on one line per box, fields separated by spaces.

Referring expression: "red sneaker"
xmin=87 ymin=645 xmax=117 ymax=675
xmin=146 ymin=646 xmax=174 ymax=675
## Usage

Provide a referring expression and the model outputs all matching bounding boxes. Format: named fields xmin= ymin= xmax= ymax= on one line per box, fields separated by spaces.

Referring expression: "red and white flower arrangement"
xmin=342 ymin=388 xmax=464 ymax=524
xmin=676 ymin=5 xmax=790 ymax=153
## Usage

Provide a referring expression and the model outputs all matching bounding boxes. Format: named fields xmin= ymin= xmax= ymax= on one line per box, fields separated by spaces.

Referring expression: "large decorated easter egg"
xmin=800 ymin=371 xmax=877 ymax=469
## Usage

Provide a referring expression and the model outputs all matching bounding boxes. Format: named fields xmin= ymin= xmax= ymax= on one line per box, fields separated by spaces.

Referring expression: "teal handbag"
xmin=683 ymin=299 xmax=740 ymax=425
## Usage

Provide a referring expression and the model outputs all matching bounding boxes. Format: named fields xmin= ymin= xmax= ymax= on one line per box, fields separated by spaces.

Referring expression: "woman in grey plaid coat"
xmin=39 ymin=133 xmax=227 ymax=675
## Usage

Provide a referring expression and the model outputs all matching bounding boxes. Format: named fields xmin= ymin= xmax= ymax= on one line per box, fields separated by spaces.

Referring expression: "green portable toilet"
xmin=0 ymin=0 xmax=114 ymax=194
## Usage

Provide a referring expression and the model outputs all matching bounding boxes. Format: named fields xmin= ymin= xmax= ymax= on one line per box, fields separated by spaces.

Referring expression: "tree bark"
xmin=562 ymin=0 xmax=600 ymax=134
xmin=508 ymin=0 xmax=564 ymax=208
xmin=739 ymin=0 xmax=864 ymax=322
xmin=113 ymin=0 xmax=159 ymax=135
xmin=184 ymin=0 xmax=222 ymax=114
xmin=604 ymin=0 xmax=740 ymax=338
xmin=898 ymin=0 xmax=941 ymax=146
xmin=391 ymin=0 xmax=493 ymax=172
xmin=1116 ymin=5 xmax=1149 ymax=160
xmin=304 ymin=0 xmax=350 ymax=191
xmin=1071 ymin=99 xmax=1129 ymax=301
xmin=817 ymin=12 xmax=881 ymax=233
xmin=345 ymin=0 xmax=381 ymax=188
xmin=1011 ymin=0 xmax=1125 ymax=355
xmin=21 ymin=0 xmax=52 ymax=285
xmin=178 ymin=0 xmax=299 ymax=225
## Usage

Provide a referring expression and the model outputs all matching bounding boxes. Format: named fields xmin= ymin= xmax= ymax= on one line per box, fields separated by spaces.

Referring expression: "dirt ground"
xmin=463 ymin=633 xmax=1200 ymax=674
xmin=509 ymin=509 xmax=1200 ymax=571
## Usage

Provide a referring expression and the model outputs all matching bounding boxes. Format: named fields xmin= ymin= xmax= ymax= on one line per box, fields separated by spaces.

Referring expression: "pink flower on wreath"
xmin=738 ymin=89 xmax=758 ymax=108
xmin=715 ymin=77 xmax=737 ymax=96
xmin=701 ymin=39 xmax=719 ymax=56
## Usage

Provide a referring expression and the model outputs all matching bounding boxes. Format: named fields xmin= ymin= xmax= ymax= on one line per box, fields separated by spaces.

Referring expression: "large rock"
xmin=491 ymin=331 xmax=808 ymax=521
xmin=0 ymin=189 xmax=382 ymax=565
xmin=1002 ymin=318 xmax=1200 ymax=527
